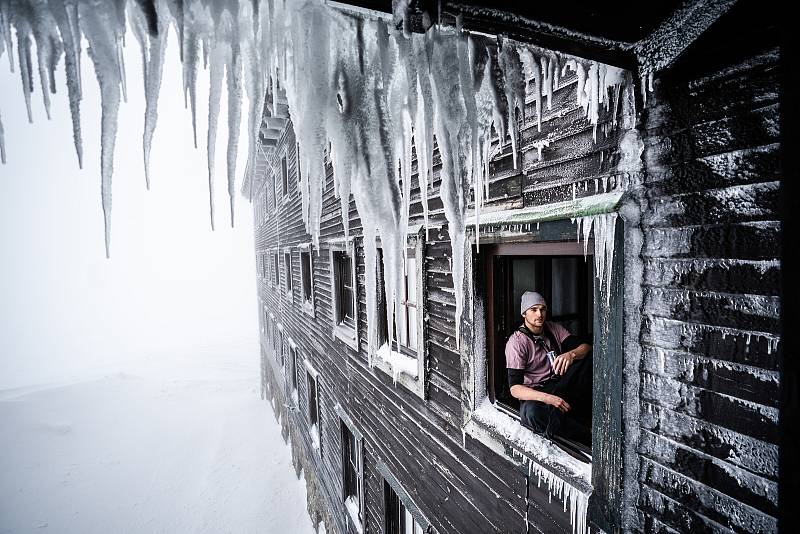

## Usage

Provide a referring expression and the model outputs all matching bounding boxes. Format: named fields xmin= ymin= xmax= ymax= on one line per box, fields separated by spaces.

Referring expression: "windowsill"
xmin=333 ymin=323 xmax=358 ymax=351
xmin=302 ymin=299 xmax=315 ymax=318
xmin=344 ymin=496 xmax=364 ymax=534
xmin=464 ymin=398 xmax=592 ymax=493
xmin=310 ymin=423 xmax=320 ymax=453
xmin=285 ymin=289 xmax=293 ymax=300
xmin=372 ymin=343 xmax=423 ymax=398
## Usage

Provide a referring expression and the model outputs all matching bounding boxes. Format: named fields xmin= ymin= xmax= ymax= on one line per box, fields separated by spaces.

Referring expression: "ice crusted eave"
xmin=466 ymin=191 xmax=622 ymax=228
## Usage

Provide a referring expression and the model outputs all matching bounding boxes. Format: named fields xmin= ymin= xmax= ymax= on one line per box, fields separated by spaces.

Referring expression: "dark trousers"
xmin=519 ymin=354 xmax=592 ymax=444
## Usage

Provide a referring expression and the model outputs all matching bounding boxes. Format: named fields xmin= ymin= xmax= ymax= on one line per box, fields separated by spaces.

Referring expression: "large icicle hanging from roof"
xmin=130 ymin=0 xmax=169 ymax=190
xmin=281 ymin=0 xmax=331 ymax=248
xmin=79 ymin=0 xmax=125 ymax=258
xmin=50 ymin=0 xmax=84 ymax=168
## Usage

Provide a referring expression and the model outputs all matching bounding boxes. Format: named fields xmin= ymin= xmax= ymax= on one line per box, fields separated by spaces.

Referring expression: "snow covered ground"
xmin=0 ymin=354 xmax=316 ymax=534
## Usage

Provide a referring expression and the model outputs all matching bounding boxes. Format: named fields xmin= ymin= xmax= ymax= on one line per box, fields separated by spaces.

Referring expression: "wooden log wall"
xmin=635 ymin=4 xmax=781 ymax=531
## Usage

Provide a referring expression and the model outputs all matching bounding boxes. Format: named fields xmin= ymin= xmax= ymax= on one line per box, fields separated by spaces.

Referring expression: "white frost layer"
xmin=374 ymin=343 xmax=418 ymax=382
xmin=467 ymin=399 xmax=591 ymax=534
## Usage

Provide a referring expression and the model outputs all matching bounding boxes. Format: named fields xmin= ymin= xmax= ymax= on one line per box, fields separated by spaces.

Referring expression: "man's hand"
xmin=545 ymin=393 xmax=571 ymax=413
xmin=552 ymin=351 xmax=575 ymax=375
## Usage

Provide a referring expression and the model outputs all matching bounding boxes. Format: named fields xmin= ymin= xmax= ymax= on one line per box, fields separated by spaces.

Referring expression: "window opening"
xmin=377 ymin=248 xmax=418 ymax=355
xmin=290 ymin=346 xmax=298 ymax=391
xmin=300 ymin=247 xmax=314 ymax=309
xmin=281 ymin=154 xmax=289 ymax=196
xmin=271 ymin=171 xmax=277 ymax=209
xmin=342 ymin=423 xmax=364 ymax=528
xmin=307 ymin=370 xmax=321 ymax=449
xmin=333 ymin=249 xmax=356 ymax=329
xmin=274 ymin=253 xmax=280 ymax=288
xmin=277 ymin=327 xmax=284 ymax=368
xmin=385 ymin=481 xmax=425 ymax=534
xmin=482 ymin=241 xmax=594 ymax=452
xmin=285 ymin=251 xmax=293 ymax=293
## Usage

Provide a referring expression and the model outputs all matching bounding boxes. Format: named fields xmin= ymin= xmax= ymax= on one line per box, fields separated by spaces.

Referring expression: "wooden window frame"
xmin=337 ymin=405 xmax=365 ymax=533
xmin=371 ymin=230 xmax=426 ymax=399
xmin=304 ymin=359 xmax=322 ymax=453
xmin=273 ymin=251 xmax=280 ymax=288
xmin=465 ymin=217 xmax=625 ymax=532
xmin=284 ymin=248 xmax=293 ymax=297
xmin=300 ymin=243 xmax=315 ymax=317
xmin=378 ymin=461 xmax=431 ymax=534
xmin=281 ymin=153 xmax=289 ymax=198
xmin=329 ymin=239 xmax=359 ymax=351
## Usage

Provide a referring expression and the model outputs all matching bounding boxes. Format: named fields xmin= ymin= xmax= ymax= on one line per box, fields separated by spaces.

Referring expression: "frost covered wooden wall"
xmin=635 ymin=8 xmax=781 ymax=532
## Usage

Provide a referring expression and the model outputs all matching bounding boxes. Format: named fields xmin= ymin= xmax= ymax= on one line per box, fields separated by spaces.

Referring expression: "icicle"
xmin=131 ymin=0 xmax=169 ymax=190
xmin=80 ymin=0 xmax=124 ymax=257
xmin=226 ymin=43 xmax=242 ymax=227
xmin=0 ymin=6 xmax=14 ymax=72
xmin=17 ymin=29 xmax=34 ymax=123
xmin=499 ymin=41 xmax=524 ymax=169
xmin=206 ymin=39 xmax=225 ymax=230
xmin=51 ymin=0 xmax=84 ymax=167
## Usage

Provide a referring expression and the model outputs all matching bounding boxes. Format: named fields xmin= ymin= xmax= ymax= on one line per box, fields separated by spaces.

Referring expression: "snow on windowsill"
xmin=373 ymin=343 xmax=419 ymax=383
xmin=344 ymin=496 xmax=363 ymax=534
xmin=466 ymin=398 xmax=592 ymax=488
xmin=310 ymin=423 xmax=320 ymax=453
xmin=333 ymin=323 xmax=358 ymax=351
xmin=302 ymin=299 xmax=315 ymax=318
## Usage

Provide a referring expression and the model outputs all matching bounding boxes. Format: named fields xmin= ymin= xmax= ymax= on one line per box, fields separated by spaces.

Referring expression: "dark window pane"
xmin=291 ymin=348 xmax=298 ymax=391
xmin=308 ymin=373 xmax=318 ymax=426
xmin=301 ymin=251 xmax=313 ymax=302
xmin=334 ymin=251 xmax=355 ymax=327
xmin=285 ymin=252 xmax=292 ymax=291
xmin=281 ymin=155 xmax=289 ymax=195
xmin=384 ymin=481 xmax=402 ymax=534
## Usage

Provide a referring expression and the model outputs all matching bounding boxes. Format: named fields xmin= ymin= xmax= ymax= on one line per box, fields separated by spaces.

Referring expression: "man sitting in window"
xmin=506 ymin=291 xmax=593 ymax=445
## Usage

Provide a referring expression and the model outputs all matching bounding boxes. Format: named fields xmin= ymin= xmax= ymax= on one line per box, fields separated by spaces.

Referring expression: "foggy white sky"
xmin=0 ymin=31 xmax=259 ymax=389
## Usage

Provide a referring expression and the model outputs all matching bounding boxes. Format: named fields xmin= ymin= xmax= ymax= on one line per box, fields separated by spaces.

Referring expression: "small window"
xmin=284 ymin=251 xmax=293 ymax=294
xmin=271 ymin=171 xmax=277 ymax=209
xmin=290 ymin=346 xmax=298 ymax=392
xmin=377 ymin=248 xmax=419 ymax=355
xmin=342 ymin=423 xmax=364 ymax=529
xmin=333 ymin=250 xmax=356 ymax=328
xmin=306 ymin=368 xmax=321 ymax=450
xmin=371 ymin=233 xmax=426 ymax=398
xmin=385 ymin=481 xmax=426 ymax=534
xmin=276 ymin=327 xmax=284 ymax=368
xmin=281 ymin=154 xmax=289 ymax=196
xmin=481 ymin=240 xmax=595 ymax=453
xmin=330 ymin=241 xmax=358 ymax=349
xmin=274 ymin=253 xmax=280 ymax=288
xmin=300 ymin=246 xmax=315 ymax=314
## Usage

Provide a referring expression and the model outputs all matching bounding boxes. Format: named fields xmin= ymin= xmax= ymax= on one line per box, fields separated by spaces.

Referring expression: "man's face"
xmin=523 ymin=304 xmax=547 ymax=330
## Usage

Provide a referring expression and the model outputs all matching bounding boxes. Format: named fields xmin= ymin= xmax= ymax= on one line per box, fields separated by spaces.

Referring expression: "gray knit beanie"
xmin=520 ymin=291 xmax=546 ymax=316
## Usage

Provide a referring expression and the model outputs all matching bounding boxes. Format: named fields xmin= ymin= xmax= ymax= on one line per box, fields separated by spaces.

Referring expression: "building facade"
xmin=252 ymin=2 xmax=784 ymax=532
